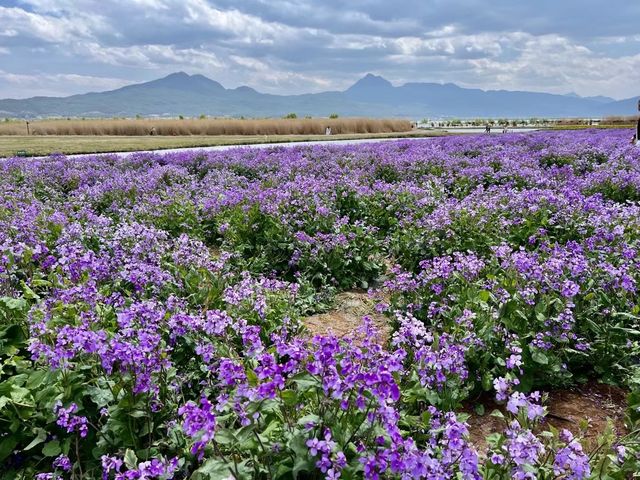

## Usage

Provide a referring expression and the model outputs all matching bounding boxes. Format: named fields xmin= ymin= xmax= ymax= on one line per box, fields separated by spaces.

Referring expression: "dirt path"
xmin=303 ymin=290 xmax=391 ymax=343
xmin=465 ymin=382 xmax=628 ymax=453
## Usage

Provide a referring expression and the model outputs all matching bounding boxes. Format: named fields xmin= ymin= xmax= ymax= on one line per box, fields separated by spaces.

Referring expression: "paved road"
xmin=31 ymin=128 xmax=540 ymax=159
xmin=441 ymin=127 xmax=540 ymax=134
xmin=110 ymin=128 xmax=540 ymax=157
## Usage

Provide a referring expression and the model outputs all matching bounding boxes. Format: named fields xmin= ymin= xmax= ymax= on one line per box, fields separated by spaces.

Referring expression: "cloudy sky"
xmin=1 ymin=0 xmax=639 ymax=99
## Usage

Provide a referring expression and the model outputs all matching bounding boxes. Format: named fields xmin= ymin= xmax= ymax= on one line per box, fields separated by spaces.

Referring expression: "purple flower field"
xmin=2 ymin=129 xmax=640 ymax=479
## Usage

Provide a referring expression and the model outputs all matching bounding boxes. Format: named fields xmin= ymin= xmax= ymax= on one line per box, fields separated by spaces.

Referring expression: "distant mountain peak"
xmin=234 ymin=85 xmax=257 ymax=93
xmin=164 ymin=71 xmax=190 ymax=79
xmin=146 ymin=71 xmax=225 ymax=92
xmin=564 ymin=91 xmax=616 ymax=103
xmin=347 ymin=73 xmax=393 ymax=92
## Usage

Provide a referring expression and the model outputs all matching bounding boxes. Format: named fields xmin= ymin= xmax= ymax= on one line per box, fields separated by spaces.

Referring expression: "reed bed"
xmin=601 ymin=115 xmax=637 ymax=126
xmin=0 ymin=117 xmax=412 ymax=136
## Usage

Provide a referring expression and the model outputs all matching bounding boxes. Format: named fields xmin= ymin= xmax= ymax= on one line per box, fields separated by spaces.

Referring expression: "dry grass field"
xmin=0 ymin=117 xmax=412 ymax=136
xmin=0 ymin=130 xmax=444 ymax=157
xmin=601 ymin=115 xmax=637 ymax=125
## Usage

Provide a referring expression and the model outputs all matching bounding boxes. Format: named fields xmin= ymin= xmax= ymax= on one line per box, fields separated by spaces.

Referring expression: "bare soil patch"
xmin=465 ymin=382 xmax=628 ymax=453
xmin=303 ymin=290 xmax=391 ymax=343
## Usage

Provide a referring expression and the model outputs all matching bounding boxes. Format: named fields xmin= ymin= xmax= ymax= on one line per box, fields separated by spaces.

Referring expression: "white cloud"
xmin=0 ymin=70 xmax=131 ymax=97
xmin=74 ymin=43 xmax=224 ymax=70
xmin=182 ymin=0 xmax=309 ymax=45
xmin=0 ymin=6 xmax=103 ymax=43
xmin=228 ymin=55 xmax=333 ymax=93
xmin=0 ymin=1 xmax=638 ymax=99
xmin=464 ymin=34 xmax=640 ymax=98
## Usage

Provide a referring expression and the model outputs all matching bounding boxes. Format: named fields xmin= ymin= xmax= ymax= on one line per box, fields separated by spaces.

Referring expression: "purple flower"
xmin=553 ymin=430 xmax=590 ymax=479
xmin=614 ymin=445 xmax=626 ymax=464
xmin=179 ymin=396 xmax=217 ymax=459
xmin=53 ymin=454 xmax=72 ymax=472
xmin=54 ymin=401 xmax=88 ymax=438
xmin=561 ymin=279 xmax=580 ymax=298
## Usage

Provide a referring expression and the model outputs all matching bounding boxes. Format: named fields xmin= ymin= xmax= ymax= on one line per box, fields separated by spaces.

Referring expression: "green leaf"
xmin=296 ymin=414 xmax=320 ymax=427
xmin=86 ymin=385 xmax=114 ymax=408
xmin=26 ymin=370 xmax=48 ymax=391
xmin=293 ymin=456 xmax=315 ymax=478
xmin=485 ymin=432 xmax=503 ymax=447
xmin=24 ymin=428 xmax=47 ymax=451
xmin=0 ymin=297 xmax=26 ymax=311
xmin=0 ymin=437 xmax=19 ymax=462
xmin=481 ymin=373 xmax=493 ymax=391
xmin=531 ymin=350 xmax=549 ymax=365
xmin=274 ymin=464 xmax=293 ymax=478
xmin=611 ymin=326 xmax=640 ymax=336
xmin=42 ymin=440 xmax=61 ymax=457
xmin=288 ymin=434 xmax=309 ymax=457
xmin=128 ymin=409 xmax=147 ymax=419
xmin=20 ymin=282 xmax=39 ymax=300
xmin=193 ymin=458 xmax=234 ymax=479
xmin=280 ymin=390 xmax=298 ymax=407
xmin=215 ymin=428 xmax=238 ymax=446
xmin=290 ymin=373 xmax=318 ymax=389
xmin=124 ymin=449 xmax=138 ymax=469
xmin=235 ymin=425 xmax=256 ymax=449
xmin=246 ymin=369 xmax=258 ymax=386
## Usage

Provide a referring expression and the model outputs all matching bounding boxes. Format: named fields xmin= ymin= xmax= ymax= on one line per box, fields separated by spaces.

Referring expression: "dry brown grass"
xmin=554 ymin=118 xmax=592 ymax=126
xmin=601 ymin=115 xmax=637 ymax=126
xmin=0 ymin=118 xmax=412 ymax=136
xmin=0 ymin=130 xmax=445 ymax=157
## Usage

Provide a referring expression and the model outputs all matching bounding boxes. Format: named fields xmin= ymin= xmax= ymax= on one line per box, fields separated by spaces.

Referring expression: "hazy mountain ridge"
xmin=0 ymin=71 xmax=636 ymax=118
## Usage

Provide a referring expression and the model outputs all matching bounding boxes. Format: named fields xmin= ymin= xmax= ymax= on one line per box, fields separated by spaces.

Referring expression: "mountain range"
xmin=0 ymin=72 xmax=636 ymax=119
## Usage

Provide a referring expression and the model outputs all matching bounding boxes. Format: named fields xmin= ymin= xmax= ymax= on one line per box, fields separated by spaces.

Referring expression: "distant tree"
xmin=283 ymin=113 xmax=297 ymax=119
xmin=199 ymin=114 xmax=207 ymax=119
xmin=179 ymin=115 xmax=185 ymax=120
xmin=329 ymin=113 xmax=339 ymax=119
xmin=136 ymin=114 xmax=142 ymax=120
xmin=305 ymin=115 xmax=312 ymax=119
